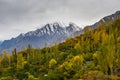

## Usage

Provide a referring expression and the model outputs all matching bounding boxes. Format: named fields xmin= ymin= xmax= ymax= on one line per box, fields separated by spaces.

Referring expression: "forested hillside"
xmin=0 ymin=18 xmax=120 ymax=80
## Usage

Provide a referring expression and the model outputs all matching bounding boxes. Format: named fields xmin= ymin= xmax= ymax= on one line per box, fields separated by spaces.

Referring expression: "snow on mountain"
xmin=1 ymin=10 xmax=119 ymax=54
xmin=0 ymin=22 xmax=82 ymax=53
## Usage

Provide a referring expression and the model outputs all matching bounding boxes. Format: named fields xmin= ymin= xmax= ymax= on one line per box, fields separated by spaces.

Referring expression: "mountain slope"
xmin=87 ymin=10 xmax=120 ymax=29
xmin=0 ymin=10 xmax=120 ymax=53
xmin=0 ymin=41 xmax=2 ymax=45
xmin=0 ymin=22 xmax=82 ymax=53
xmin=8 ymin=17 xmax=120 ymax=80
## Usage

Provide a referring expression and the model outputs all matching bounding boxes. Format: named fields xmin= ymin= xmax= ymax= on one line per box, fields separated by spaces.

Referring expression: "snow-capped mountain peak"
xmin=0 ymin=22 xmax=82 ymax=53
xmin=22 ymin=22 xmax=81 ymax=37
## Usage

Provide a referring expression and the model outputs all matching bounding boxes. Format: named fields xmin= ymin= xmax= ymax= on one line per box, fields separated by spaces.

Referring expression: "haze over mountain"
xmin=0 ymin=22 xmax=82 ymax=53
xmin=0 ymin=10 xmax=120 ymax=53
xmin=0 ymin=0 xmax=120 ymax=41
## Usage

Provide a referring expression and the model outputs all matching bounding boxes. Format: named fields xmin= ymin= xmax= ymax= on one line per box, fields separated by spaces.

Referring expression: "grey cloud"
xmin=0 ymin=0 xmax=120 ymax=40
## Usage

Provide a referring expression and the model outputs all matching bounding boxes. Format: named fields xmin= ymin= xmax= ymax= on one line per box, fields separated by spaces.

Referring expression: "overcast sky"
xmin=0 ymin=0 xmax=120 ymax=41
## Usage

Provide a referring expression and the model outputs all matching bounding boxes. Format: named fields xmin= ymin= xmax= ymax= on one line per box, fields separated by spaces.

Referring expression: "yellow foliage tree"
xmin=49 ymin=59 xmax=57 ymax=68
xmin=17 ymin=53 xmax=24 ymax=69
